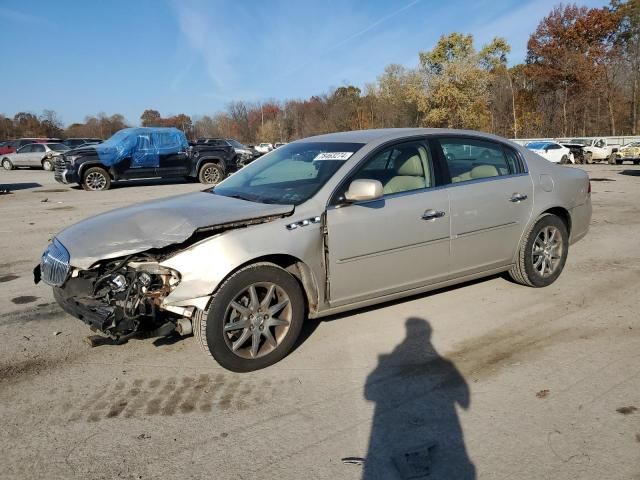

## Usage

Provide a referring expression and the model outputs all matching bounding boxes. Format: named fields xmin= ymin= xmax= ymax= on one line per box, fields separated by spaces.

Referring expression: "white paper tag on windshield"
xmin=313 ymin=152 xmax=354 ymax=161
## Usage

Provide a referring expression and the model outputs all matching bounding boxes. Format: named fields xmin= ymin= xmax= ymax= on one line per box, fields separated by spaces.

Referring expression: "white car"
xmin=525 ymin=141 xmax=574 ymax=164
xmin=254 ymin=143 xmax=274 ymax=154
xmin=2 ymin=142 xmax=70 ymax=171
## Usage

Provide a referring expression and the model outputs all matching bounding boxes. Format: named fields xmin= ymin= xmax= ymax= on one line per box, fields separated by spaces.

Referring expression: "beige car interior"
xmin=382 ymin=146 xmax=432 ymax=194
xmin=451 ymin=164 xmax=499 ymax=183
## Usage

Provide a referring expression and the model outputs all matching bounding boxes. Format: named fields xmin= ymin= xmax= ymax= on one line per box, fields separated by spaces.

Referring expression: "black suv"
xmin=196 ymin=138 xmax=254 ymax=165
xmin=63 ymin=138 xmax=103 ymax=149
xmin=54 ymin=128 xmax=242 ymax=191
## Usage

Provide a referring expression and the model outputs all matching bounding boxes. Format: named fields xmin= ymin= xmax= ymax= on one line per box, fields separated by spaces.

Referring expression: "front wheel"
xmin=560 ymin=155 xmax=569 ymax=164
xmin=2 ymin=158 xmax=13 ymax=170
xmin=198 ymin=163 xmax=224 ymax=185
xmin=508 ymin=213 xmax=569 ymax=288
xmin=81 ymin=166 xmax=111 ymax=191
xmin=195 ymin=263 xmax=305 ymax=372
xmin=42 ymin=158 xmax=54 ymax=171
xmin=584 ymin=152 xmax=593 ymax=164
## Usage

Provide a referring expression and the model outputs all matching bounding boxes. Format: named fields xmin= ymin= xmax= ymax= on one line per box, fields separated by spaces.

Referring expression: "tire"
xmin=560 ymin=155 xmax=568 ymax=164
xmin=608 ymin=153 xmax=617 ymax=165
xmin=508 ymin=213 xmax=569 ymax=288
xmin=584 ymin=152 xmax=593 ymax=164
xmin=2 ymin=158 xmax=13 ymax=170
xmin=198 ymin=162 xmax=224 ymax=185
xmin=194 ymin=263 xmax=305 ymax=372
xmin=81 ymin=166 xmax=111 ymax=191
xmin=634 ymin=160 xmax=639 ymax=165
xmin=42 ymin=158 xmax=53 ymax=171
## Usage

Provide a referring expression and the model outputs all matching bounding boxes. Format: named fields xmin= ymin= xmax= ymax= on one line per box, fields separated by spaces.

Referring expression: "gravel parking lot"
xmin=1 ymin=166 xmax=639 ymax=479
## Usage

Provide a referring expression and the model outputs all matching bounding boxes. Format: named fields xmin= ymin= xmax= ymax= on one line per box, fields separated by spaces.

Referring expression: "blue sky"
xmin=0 ymin=0 xmax=607 ymax=126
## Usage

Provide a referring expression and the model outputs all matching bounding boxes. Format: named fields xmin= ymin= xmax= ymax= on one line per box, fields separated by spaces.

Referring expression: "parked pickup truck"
xmin=566 ymin=138 xmax=619 ymax=164
xmin=54 ymin=127 xmax=242 ymax=191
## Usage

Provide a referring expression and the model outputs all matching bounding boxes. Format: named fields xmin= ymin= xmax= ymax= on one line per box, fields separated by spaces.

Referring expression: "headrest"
xmin=471 ymin=165 xmax=499 ymax=178
xmin=397 ymin=154 xmax=424 ymax=176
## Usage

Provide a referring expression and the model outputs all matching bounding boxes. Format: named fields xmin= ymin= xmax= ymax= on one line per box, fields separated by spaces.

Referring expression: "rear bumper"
xmin=569 ymin=198 xmax=592 ymax=244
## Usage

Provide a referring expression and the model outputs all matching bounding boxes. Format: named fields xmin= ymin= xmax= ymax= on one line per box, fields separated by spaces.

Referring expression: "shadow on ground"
xmin=1 ymin=182 xmax=42 ymax=192
xmin=362 ymin=317 xmax=475 ymax=479
xmin=619 ymin=169 xmax=640 ymax=177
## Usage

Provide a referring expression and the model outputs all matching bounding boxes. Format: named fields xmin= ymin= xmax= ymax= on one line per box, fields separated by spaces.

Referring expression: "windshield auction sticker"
xmin=313 ymin=152 xmax=354 ymax=161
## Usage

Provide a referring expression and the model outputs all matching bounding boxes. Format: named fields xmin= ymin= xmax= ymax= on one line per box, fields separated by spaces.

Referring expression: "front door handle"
xmin=422 ymin=209 xmax=446 ymax=221
xmin=510 ymin=193 xmax=528 ymax=202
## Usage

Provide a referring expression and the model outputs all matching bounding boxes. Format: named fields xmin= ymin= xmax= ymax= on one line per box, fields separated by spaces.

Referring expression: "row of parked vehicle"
xmin=1 ymin=128 xmax=289 ymax=191
xmin=525 ymin=137 xmax=640 ymax=165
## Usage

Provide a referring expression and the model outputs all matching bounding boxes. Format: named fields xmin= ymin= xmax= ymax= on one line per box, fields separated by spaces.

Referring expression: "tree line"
xmin=1 ymin=1 xmax=638 ymax=144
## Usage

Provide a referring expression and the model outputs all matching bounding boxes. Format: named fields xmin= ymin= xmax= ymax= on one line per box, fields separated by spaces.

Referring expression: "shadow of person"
xmin=363 ymin=317 xmax=475 ymax=479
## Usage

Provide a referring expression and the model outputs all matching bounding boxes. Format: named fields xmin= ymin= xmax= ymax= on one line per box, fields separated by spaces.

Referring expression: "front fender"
xmin=159 ymin=217 xmax=325 ymax=313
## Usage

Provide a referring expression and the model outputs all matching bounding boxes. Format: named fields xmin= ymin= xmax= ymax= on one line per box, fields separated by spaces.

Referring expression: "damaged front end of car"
xmin=35 ymin=242 xmax=183 ymax=339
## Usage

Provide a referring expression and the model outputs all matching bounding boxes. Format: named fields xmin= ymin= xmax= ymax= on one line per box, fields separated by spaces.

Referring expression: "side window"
xmin=547 ymin=144 xmax=561 ymax=150
xmin=438 ymin=138 xmax=512 ymax=183
xmin=18 ymin=145 xmax=32 ymax=153
xmin=349 ymin=141 xmax=434 ymax=196
xmin=32 ymin=144 xmax=45 ymax=153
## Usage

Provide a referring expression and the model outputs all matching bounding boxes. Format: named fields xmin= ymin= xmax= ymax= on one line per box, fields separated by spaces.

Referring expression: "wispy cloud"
xmin=280 ymin=0 xmax=422 ymax=79
xmin=169 ymin=0 xmax=236 ymax=93
xmin=0 ymin=6 xmax=55 ymax=28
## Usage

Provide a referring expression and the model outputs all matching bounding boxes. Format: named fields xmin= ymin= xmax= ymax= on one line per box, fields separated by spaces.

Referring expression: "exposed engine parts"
xmin=54 ymin=254 xmax=182 ymax=338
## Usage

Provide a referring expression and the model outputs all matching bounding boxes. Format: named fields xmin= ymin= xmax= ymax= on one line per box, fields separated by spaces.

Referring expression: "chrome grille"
xmin=40 ymin=239 xmax=71 ymax=286
xmin=54 ymin=157 xmax=69 ymax=182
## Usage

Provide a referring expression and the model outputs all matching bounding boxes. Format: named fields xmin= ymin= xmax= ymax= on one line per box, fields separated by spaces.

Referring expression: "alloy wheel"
xmin=203 ymin=165 xmax=221 ymax=184
xmin=532 ymin=226 xmax=563 ymax=277
xmin=223 ymin=282 xmax=292 ymax=359
xmin=85 ymin=171 xmax=107 ymax=190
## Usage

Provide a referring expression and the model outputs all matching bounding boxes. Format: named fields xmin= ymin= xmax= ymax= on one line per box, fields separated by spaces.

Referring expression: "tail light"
xmin=587 ymin=179 xmax=591 ymax=194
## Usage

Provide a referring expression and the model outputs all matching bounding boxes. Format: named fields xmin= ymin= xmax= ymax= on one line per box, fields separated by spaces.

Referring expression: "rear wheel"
xmin=194 ymin=263 xmax=305 ymax=372
xmin=198 ymin=162 xmax=224 ymax=185
xmin=82 ymin=166 xmax=111 ymax=191
xmin=508 ymin=213 xmax=569 ymax=287
xmin=2 ymin=158 xmax=13 ymax=170
xmin=560 ymin=155 xmax=569 ymax=164
xmin=42 ymin=158 xmax=53 ymax=171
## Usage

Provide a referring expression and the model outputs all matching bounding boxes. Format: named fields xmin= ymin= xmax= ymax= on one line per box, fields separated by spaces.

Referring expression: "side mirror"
xmin=344 ymin=179 xmax=383 ymax=202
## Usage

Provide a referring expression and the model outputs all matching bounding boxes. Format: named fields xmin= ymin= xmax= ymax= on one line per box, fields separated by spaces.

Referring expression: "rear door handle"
xmin=510 ymin=193 xmax=528 ymax=202
xmin=422 ymin=209 xmax=446 ymax=220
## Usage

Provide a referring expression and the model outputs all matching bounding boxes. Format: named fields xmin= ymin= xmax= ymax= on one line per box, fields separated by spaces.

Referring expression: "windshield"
xmin=526 ymin=142 xmax=549 ymax=149
xmin=213 ymin=141 xmax=364 ymax=205
xmin=570 ymin=138 xmax=589 ymax=145
xmin=228 ymin=139 xmax=246 ymax=148
xmin=47 ymin=143 xmax=69 ymax=151
xmin=105 ymin=129 xmax=133 ymax=144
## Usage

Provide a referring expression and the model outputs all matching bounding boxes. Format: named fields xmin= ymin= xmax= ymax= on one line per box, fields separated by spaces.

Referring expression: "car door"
xmin=13 ymin=145 xmax=39 ymax=166
xmin=154 ymin=131 xmax=189 ymax=176
xmin=325 ymin=139 xmax=450 ymax=307
xmin=437 ymin=137 xmax=533 ymax=277
xmin=26 ymin=143 xmax=47 ymax=167
xmin=124 ymin=133 xmax=158 ymax=178
xmin=546 ymin=143 xmax=563 ymax=162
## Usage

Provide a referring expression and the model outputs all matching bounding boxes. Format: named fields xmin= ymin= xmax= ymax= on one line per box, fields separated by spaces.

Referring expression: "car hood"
xmin=65 ymin=146 xmax=98 ymax=157
xmin=56 ymin=192 xmax=294 ymax=268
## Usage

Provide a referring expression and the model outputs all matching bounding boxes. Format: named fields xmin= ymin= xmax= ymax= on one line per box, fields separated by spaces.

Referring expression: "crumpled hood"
xmin=56 ymin=192 xmax=294 ymax=268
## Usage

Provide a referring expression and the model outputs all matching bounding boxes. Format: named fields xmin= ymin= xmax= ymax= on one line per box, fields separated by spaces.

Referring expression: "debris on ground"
xmin=136 ymin=433 xmax=151 ymax=440
xmin=536 ymin=389 xmax=550 ymax=399
xmin=616 ymin=406 xmax=638 ymax=415
xmin=53 ymin=331 xmax=61 ymax=336
xmin=392 ymin=443 xmax=436 ymax=479
xmin=40 ymin=198 xmax=48 ymax=203
xmin=341 ymin=457 xmax=365 ymax=466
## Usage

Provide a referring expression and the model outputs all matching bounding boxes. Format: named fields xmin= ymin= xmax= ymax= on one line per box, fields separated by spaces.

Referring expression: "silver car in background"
xmin=36 ymin=128 xmax=591 ymax=371
xmin=2 ymin=142 xmax=70 ymax=171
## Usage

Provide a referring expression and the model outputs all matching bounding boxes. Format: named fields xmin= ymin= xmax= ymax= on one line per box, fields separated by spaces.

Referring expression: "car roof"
xmin=299 ymin=128 xmax=520 ymax=147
